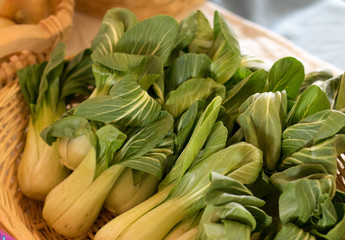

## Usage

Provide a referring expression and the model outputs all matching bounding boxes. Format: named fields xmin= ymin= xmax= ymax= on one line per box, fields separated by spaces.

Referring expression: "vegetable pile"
xmin=17 ymin=8 xmax=345 ymax=240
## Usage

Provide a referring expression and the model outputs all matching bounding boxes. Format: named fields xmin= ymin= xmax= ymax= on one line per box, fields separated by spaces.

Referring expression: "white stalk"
xmin=17 ymin=118 xmax=69 ymax=200
xmin=118 ymin=197 xmax=189 ymax=240
xmin=50 ymin=164 xmax=126 ymax=237
xmin=58 ymin=134 xmax=92 ymax=170
xmin=43 ymin=148 xmax=96 ymax=225
xmin=94 ymin=184 xmax=173 ymax=240
xmin=105 ymin=168 xmax=159 ymax=214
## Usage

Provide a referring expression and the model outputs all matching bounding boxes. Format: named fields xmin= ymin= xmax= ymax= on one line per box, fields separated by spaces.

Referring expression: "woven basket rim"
xmin=0 ymin=0 xmax=74 ymax=59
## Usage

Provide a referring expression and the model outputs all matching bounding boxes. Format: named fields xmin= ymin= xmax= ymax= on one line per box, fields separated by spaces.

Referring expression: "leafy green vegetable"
xmin=113 ymin=15 xmax=179 ymax=64
xmin=208 ymin=11 xmax=241 ymax=84
xmin=197 ymin=173 xmax=271 ymax=240
xmin=285 ymin=85 xmax=330 ymax=126
xmin=113 ymin=111 xmax=174 ymax=179
xmin=74 ymin=74 xmax=161 ymax=126
xmin=238 ymin=91 xmax=287 ymax=170
xmin=164 ymin=78 xmax=225 ymax=118
xmin=42 ymin=125 xmax=127 ymax=237
xmin=165 ymin=53 xmax=211 ymax=92
xmin=91 ymin=8 xmax=137 ymax=61
xmin=282 ymin=110 xmax=345 ymax=158
xmin=97 ymin=142 xmax=262 ymax=240
xmin=187 ymin=11 xmax=214 ymax=54
xmin=17 ymin=43 xmax=94 ymax=200
xmin=279 ymin=136 xmax=343 ymax=176
xmin=275 ymin=223 xmax=316 ymax=240
xmin=316 ymin=74 xmax=345 ymax=110
xmin=267 ymin=57 xmax=305 ymax=100
xmin=174 ymin=100 xmax=205 ymax=154
xmin=299 ymin=68 xmax=333 ymax=93
xmin=222 ymin=69 xmax=267 ymax=133
xmin=40 ymin=116 xmax=95 ymax=169
xmin=159 ymin=96 xmax=222 ymax=190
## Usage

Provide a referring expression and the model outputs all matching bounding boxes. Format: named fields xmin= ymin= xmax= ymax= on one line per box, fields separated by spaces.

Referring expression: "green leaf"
xmin=166 ymin=53 xmax=212 ymax=92
xmin=187 ymin=11 xmax=214 ymax=54
xmin=222 ymin=69 xmax=268 ymax=132
xmin=174 ymin=100 xmax=206 ymax=154
xmin=299 ymin=68 xmax=333 ymax=93
xmin=205 ymin=174 xmax=265 ymax=208
xmin=173 ymin=11 xmax=199 ymax=50
xmin=91 ymin=8 xmax=137 ymax=60
xmin=92 ymin=54 xmax=163 ymax=95
xmin=191 ymin=121 xmax=228 ymax=168
xmin=275 ymin=223 xmax=316 ymax=240
xmin=335 ymin=74 xmax=345 ymax=110
xmin=286 ymin=85 xmax=330 ymax=126
xmin=119 ymin=133 xmax=174 ymax=179
xmin=91 ymin=63 xmax=119 ymax=96
xmin=113 ymin=15 xmax=179 ymax=64
xmin=282 ymin=110 xmax=345 ymax=158
xmin=114 ymin=111 xmax=173 ymax=163
xmin=267 ymin=57 xmax=305 ymax=100
xmin=159 ymin=97 xmax=222 ymax=190
xmin=60 ymin=49 xmax=95 ymax=99
xmin=94 ymin=52 xmax=145 ymax=71
xmin=198 ymin=174 xmax=269 ymax=239
xmin=164 ymin=78 xmax=225 ymax=118
xmin=40 ymin=116 xmax=93 ymax=146
xmin=208 ymin=11 xmax=241 ymax=84
xmin=137 ymin=55 xmax=164 ymax=91
xmin=279 ymin=179 xmax=337 ymax=229
xmin=96 ymin=125 xmax=126 ymax=171
xmin=18 ymin=61 xmax=47 ymax=109
xmin=321 ymin=203 xmax=345 ymax=240
xmin=170 ymin=142 xmax=263 ymax=201
xmin=317 ymin=73 xmax=345 ymax=110
xmin=201 ymin=221 xmax=251 ymax=240
xmin=271 ymin=164 xmax=335 ymax=194
xmin=279 ymin=137 xmax=339 ymax=177
xmin=36 ymin=42 xmax=66 ymax=113
xmin=237 ymin=91 xmax=287 ymax=170
xmin=74 ymin=74 xmax=161 ymax=126
xmin=245 ymin=206 xmax=272 ymax=233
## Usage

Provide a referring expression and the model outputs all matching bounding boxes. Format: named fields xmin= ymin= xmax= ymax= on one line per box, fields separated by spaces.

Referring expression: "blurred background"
xmin=211 ymin=0 xmax=345 ymax=69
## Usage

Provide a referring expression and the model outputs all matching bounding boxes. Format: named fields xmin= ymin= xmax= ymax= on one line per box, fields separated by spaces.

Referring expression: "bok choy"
xmin=95 ymin=142 xmax=263 ymax=240
xmin=17 ymin=43 xmax=94 ymax=200
xmin=43 ymin=125 xmax=126 ymax=237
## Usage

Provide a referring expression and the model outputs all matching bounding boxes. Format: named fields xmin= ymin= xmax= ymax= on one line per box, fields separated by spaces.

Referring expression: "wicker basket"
xmin=0 ymin=0 xmax=74 ymax=87
xmin=75 ymin=0 xmax=206 ymax=20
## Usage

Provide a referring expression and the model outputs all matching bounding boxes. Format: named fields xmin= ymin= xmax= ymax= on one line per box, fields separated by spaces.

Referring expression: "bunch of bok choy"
xmin=17 ymin=6 xmax=345 ymax=240
xmin=17 ymin=43 xmax=94 ymax=200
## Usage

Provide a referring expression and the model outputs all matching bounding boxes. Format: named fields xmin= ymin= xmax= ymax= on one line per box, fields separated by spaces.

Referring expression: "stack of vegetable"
xmin=16 ymin=7 xmax=345 ymax=240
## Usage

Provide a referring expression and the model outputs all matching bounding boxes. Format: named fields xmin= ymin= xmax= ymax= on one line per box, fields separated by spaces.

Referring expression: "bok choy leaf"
xmin=91 ymin=8 xmax=137 ymax=61
xmin=40 ymin=115 xmax=96 ymax=169
xmin=197 ymin=173 xmax=271 ymax=240
xmin=104 ymin=111 xmax=174 ymax=214
xmin=74 ymin=74 xmax=161 ymax=126
xmin=208 ymin=11 xmax=241 ymax=84
xmin=237 ymin=91 xmax=287 ymax=170
xmin=95 ymin=141 xmax=262 ymax=240
xmin=17 ymin=43 xmax=94 ymax=200
xmin=267 ymin=57 xmax=305 ymax=100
